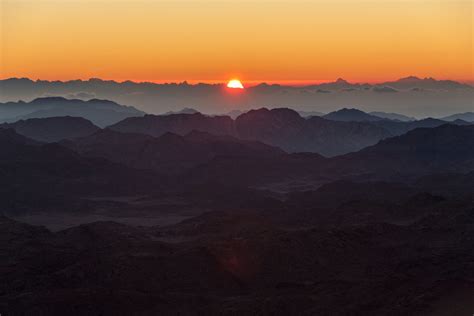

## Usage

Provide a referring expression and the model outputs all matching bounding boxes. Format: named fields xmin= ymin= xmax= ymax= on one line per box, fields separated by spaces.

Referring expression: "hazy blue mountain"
xmin=370 ymin=111 xmax=416 ymax=122
xmin=0 ymin=97 xmax=145 ymax=127
xmin=441 ymin=112 xmax=474 ymax=122
xmin=372 ymin=118 xmax=452 ymax=136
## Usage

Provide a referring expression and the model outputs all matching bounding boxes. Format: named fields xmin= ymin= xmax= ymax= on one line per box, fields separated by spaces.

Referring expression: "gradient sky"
xmin=1 ymin=0 xmax=472 ymax=84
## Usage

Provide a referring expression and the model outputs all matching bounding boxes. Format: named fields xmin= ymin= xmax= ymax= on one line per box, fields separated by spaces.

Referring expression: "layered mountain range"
xmin=1 ymin=118 xmax=472 ymax=193
xmin=1 ymin=76 xmax=472 ymax=116
xmin=1 ymin=101 xmax=472 ymax=157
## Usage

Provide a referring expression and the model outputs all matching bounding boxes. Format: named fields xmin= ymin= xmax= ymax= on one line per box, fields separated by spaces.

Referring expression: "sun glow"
xmin=227 ymin=79 xmax=244 ymax=89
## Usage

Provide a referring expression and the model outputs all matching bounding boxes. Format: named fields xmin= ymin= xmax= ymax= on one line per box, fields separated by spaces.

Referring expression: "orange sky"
xmin=1 ymin=0 xmax=472 ymax=84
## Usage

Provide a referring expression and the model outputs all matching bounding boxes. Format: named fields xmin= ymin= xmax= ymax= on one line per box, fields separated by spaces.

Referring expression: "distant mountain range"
xmin=441 ymin=112 xmax=474 ymax=122
xmin=369 ymin=111 xmax=416 ymax=122
xmin=0 ymin=97 xmax=144 ymax=127
xmin=1 ymin=76 xmax=472 ymax=116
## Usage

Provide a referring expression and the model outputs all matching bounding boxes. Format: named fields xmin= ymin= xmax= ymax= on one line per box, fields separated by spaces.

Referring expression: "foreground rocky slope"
xmin=1 ymin=190 xmax=474 ymax=315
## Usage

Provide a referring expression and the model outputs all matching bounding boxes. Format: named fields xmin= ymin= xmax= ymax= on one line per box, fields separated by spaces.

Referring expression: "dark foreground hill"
xmin=1 ymin=189 xmax=474 ymax=315
xmin=0 ymin=129 xmax=163 ymax=213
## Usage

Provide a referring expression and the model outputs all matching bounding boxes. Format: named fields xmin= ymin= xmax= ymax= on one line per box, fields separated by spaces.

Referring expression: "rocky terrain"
xmin=0 ymin=111 xmax=473 ymax=315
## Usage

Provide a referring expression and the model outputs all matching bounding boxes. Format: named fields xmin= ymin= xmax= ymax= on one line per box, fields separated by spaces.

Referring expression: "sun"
xmin=227 ymin=79 xmax=244 ymax=89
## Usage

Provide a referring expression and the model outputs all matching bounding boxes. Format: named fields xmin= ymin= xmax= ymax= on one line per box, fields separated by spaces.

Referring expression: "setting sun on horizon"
xmin=227 ymin=79 xmax=244 ymax=89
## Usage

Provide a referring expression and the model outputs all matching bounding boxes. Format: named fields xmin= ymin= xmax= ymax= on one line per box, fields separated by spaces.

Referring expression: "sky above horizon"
xmin=1 ymin=0 xmax=472 ymax=84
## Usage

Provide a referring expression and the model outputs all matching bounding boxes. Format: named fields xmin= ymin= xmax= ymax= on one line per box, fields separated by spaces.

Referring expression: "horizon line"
xmin=2 ymin=76 xmax=473 ymax=87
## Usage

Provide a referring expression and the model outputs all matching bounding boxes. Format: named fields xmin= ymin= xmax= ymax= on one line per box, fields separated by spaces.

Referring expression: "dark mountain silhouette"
xmin=108 ymin=108 xmax=398 ymax=156
xmin=0 ymin=128 xmax=40 ymax=148
xmin=182 ymin=124 xmax=474 ymax=189
xmin=0 ymin=116 xmax=99 ymax=142
xmin=63 ymin=129 xmax=284 ymax=174
xmin=5 ymin=103 xmax=463 ymax=161
xmin=235 ymin=108 xmax=391 ymax=156
xmin=451 ymin=119 xmax=471 ymax=125
xmin=0 ymin=129 xmax=162 ymax=209
xmin=332 ymin=124 xmax=474 ymax=177
xmin=107 ymin=107 xmax=469 ymax=158
xmin=0 ymin=97 xmax=145 ymax=127
xmin=321 ymin=109 xmax=464 ymax=136
xmin=323 ymin=108 xmax=384 ymax=122
xmin=109 ymin=112 xmax=236 ymax=137
xmin=372 ymin=117 xmax=452 ymax=135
